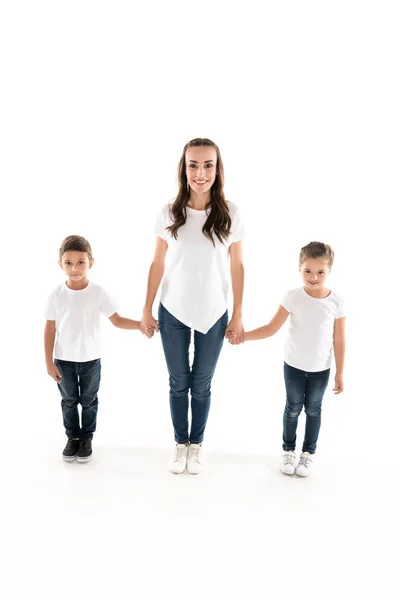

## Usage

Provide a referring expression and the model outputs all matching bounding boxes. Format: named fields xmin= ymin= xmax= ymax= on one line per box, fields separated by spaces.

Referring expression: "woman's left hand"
xmin=225 ymin=316 xmax=244 ymax=345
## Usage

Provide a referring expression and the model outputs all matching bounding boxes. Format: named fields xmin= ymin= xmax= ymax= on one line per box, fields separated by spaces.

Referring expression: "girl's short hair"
xmin=299 ymin=242 xmax=334 ymax=268
xmin=59 ymin=235 xmax=93 ymax=260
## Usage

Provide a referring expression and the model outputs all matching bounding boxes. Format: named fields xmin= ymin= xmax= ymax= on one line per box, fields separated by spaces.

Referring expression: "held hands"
xmin=225 ymin=316 xmax=245 ymax=345
xmin=47 ymin=362 xmax=62 ymax=383
xmin=140 ymin=310 xmax=159 ymax=339
xmin=333 ymin=373 xmax=344 ymax=394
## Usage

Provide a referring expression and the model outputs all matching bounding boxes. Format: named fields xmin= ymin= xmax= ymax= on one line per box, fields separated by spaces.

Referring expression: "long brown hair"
xmin=167 ymin=138 xmax=232 ymax=245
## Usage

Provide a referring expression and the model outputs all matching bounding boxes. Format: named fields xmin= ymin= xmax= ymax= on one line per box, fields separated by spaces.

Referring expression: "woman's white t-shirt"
xmin=44 ymin=281 xmax=119 ymax=362
xmin=155 ymin=201 xmax=245 ymax=334
xmin=281 ymin=287 xmax=345 ymax=372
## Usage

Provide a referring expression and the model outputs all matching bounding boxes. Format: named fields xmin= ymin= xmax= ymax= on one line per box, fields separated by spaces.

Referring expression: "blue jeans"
xmin=54 ymin=359 xmax=101 ymax=440
xmin=158 ymin=303 xmax=228 ymax=444
xmin=282 ymin=362 xmax=330 ymax=454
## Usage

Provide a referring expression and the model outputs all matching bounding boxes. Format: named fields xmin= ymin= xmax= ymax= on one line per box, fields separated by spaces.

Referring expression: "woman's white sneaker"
xmin=295 ymin=452 xmax=314 ymax=477
xmin=280 ymin=451 xmax=296 ymax=475
xmin=170 ymin=443 xmax=188 ymax=474
xmin=187 ymin=444 xmax=205 ymax=475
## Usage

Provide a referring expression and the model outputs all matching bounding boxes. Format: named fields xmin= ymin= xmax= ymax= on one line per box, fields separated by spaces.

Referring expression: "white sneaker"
xmin=170 ymin=443 xmax=188 ymax=474
xmin=296 ymin=452 xmax=314 ymax=477
xmin=187 ymin=444 xmax=205 ymax=475
xmin=280 ymin=451 xmax=296 ymax=475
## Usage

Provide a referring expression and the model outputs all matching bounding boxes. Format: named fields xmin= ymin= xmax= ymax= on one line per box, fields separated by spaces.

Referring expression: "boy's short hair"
xmin=299 ymin=242 xmax=334 ymax=268
xmin=59 ymin=235 xmax=93 ymax=260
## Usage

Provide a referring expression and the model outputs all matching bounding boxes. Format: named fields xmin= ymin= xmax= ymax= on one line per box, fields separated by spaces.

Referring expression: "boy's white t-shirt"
xmin=155 ymin=201 xmax=245 ymax=334
xmin=281 ymin=287 xmax=345 ymax=372
xmin=44 ymin=281 xmax=118 ymax=362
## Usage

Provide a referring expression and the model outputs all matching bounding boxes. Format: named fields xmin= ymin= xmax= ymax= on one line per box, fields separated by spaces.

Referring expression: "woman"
xmin=141 ymin=138 xmax=245 ymax=474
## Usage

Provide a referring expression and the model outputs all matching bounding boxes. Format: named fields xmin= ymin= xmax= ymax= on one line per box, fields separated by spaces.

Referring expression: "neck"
xmin=188 ymin=191 xmax=210 ymax=211
xmin=303 ymin=285 xmax=331 ymax=299
xmin=67 ymin=278 xmax=89 ymax=291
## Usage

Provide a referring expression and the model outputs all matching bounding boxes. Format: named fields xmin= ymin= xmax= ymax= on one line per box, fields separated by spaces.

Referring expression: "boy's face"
xmin=59 ymin=251 xmax=94 ymax=283
xmin=300 ymin=258 xmax=331 ymax=292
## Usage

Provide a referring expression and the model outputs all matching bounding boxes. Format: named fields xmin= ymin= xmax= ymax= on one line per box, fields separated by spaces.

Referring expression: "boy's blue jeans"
xmin=54 ymin=358 xmax=101 ymax=440
xmin=283 ymin=362 xmax=330 ymax=454
xmin=158 ymin=303 xmax=228 ymax=444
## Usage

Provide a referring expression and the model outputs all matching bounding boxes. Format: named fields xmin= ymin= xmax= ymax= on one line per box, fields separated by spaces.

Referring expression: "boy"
xmin=44 ymin=235 xmax=154 ymax=463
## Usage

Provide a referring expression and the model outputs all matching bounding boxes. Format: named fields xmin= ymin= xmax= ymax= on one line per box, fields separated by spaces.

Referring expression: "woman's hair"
xmin=59 ymin=235 xmax=93 ymax=260
xmin=167 ymin=138 xmax=231 ymax=245
xmin=299 ymin=242 xmax=334 ymax=268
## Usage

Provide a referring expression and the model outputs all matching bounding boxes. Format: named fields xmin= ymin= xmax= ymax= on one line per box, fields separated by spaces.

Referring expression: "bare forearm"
xmin=244 ymin=324 xmax=273 ymax=341
xmin=114 ymin=317 xmax=140 ymax=330
xmin=334 ymin=340 xmax=345 ymax=374
xmin=231 ymin=264 xmax=244 ymax=317
xmin=144 ymin=262 xmax=165 ymax=312
xmin=44 ymin=329 xmax=55 ymax=365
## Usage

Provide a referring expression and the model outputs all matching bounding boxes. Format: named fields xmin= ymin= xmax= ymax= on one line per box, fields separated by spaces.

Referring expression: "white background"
xmin=1 ymin=1 xmax=399 ymax=598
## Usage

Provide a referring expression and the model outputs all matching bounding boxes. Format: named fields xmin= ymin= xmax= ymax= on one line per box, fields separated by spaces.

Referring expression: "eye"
xmin=205 ymin=164 xmax=214 ymax=169
xmin=79 ymin=261 xmax=85 ymax=265
xmin=188 ymin=164 xmax=197 ymax=169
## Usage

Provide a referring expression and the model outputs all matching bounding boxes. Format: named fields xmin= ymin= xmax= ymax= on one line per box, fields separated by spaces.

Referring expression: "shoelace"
xmin=190 ymin=446 xmax=201 ymax=462
xmin=175 ymin=446 xmax=187 ymax=461
xmin=283 ymin=454 xmax=295 ymax=465
xmin=299 ymin=455 xmax=312 ymax=468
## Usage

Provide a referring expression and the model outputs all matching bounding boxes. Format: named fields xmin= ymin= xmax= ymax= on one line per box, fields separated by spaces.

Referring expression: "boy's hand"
xmin=333 ymin=373 xmax=344 ymax=394
xmin=141 ymin=311 xmax=159 ymax=339
xmin=226 ymin=330 xmax=237 ymax=344
xmin=47 ymin=362 xmax=62 ymax=383
xmin=225 ymin=317 xmax=244 ymax=345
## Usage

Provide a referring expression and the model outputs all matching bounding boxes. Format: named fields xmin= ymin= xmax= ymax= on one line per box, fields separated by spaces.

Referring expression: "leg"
xmin=158 ymin=304 xmax=191 ymax=444
xmin=282 ymin=363 xmax=307 ymax=451
xmin=303 ymin=368 xmax=330 ymax=454
xmin=189 ymin=311 xmax=228 ymax=444
xmin=78 ymin=359 xmax=101 ymax=440
xmin=55 ymin=359 xmax=80 ymax=439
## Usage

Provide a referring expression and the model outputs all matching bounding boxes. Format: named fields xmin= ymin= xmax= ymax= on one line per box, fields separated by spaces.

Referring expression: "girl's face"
xmin=186 ymin=146 xmax=217 ymax=196
xmin=300 ymin=258 xmax=331 ymax=292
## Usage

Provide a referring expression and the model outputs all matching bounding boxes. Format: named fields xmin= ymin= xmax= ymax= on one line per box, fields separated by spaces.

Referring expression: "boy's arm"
xmin=333 ymin=316 xmax=346 ymax=394
xmin=44 ymin=320 xmax=62 ymax=382
xmin=242 ymin=306 xmax=289 ymax=341
xmin=109 ymin=313 xmax=141 ymax=331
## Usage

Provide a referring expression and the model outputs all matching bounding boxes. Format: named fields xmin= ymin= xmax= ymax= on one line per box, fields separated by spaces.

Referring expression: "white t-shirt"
xmin=281 ymin=287 xmax=345 ymax=372
xmin=155 ymin=201 xmax=245 ymax=334
xmin=44 ymin=281 xmax=119 ymax=362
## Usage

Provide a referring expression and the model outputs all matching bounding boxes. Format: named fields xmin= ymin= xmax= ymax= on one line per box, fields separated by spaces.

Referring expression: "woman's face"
xmin=186 ymin=146 xmax=217 ymax=195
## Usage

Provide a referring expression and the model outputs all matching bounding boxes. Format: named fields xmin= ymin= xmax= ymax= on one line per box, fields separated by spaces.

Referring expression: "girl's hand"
xmin=141 ymin=311 xmax=159 ymax=339
xmin=225 ymin=317 xmax=244 ymax=345
xmin=333 ymin=373 xmax=344 ymax=394
xmin=47 ymin=362 xmax=62 ymax=383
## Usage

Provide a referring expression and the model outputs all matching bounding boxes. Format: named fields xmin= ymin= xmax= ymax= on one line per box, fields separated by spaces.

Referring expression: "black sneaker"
xmin=62 ymin=438 xmax=80 ymax=462
xmin=77 ymin=439 xmax=93 ymax=463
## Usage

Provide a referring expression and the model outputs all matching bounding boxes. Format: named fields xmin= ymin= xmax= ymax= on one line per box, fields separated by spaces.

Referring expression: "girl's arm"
xmin=226 ymin=241 xmax=245 ymax=343
xmin=243 ymin=306 xmax=289 ymax=341
xmin=141 ymin=237 xmax=168 ymax=336
xmin=333 ymin=316 xmax=346 ymax=394
xmin=109 ymin=313 xmax=144 ymax=331
xmin=44 ymin=320 xmax=62 ymax=382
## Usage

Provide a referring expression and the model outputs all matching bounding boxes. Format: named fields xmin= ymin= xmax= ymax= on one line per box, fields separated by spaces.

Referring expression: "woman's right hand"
xmin=141 ymin=310 xmax=159 ymax=338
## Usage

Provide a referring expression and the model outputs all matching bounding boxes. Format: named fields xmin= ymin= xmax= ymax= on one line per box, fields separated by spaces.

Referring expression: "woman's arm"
xmin=141 ymin=237 xmax=168 ymax=336
xmin=333 ymin=316 xmax=346 ymax=394
xmin=226 ymin=241 xmax=245 ymax=343
xmin=241 ymin=306 xmax=289 ymax=341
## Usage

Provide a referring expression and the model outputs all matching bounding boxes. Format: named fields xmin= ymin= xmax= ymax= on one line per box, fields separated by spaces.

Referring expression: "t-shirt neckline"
xmin=64 ymin=280 xmax=91 ymax=292
xmin=302 ymin=286 xmax=332 ymax=301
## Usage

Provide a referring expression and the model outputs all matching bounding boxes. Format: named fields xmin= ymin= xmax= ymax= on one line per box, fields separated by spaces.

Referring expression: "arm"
xmin=226 ymin=241 xmax=245 ymax=344
xmin=141 ymin=236 xmax=168 ymax=336
xmin=44 ymin=320 xmax=62 ymax=382
xmin=242 ymin=305 xmax=289 ymax=341
xmin=333 ymin=316 xmax=346 ymax=394
xmin=109 ymin=312 xmax=141 ymax=331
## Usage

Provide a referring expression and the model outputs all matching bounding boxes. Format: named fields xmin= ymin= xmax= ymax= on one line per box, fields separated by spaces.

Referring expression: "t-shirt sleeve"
xmin=44 ymin=293 xmax=56 ymax=320
xmin=335 ymin=298 xmax=345 ymax=319
xmin=99 ymin=288 xmax=119 ymax=318
xmin=230 ymin=206 xmax=245 ymax=244
xmin=280 ymin=290 xmax=292 ymax=313
xmin=154 ymin=206 xmax=169 ymax=241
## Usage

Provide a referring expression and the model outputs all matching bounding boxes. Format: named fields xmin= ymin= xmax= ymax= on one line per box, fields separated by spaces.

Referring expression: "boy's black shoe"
xmin=77 ymin=439 xmax=93 ymax=463
xmin=62 ymin=438 xmax=80 ymax=462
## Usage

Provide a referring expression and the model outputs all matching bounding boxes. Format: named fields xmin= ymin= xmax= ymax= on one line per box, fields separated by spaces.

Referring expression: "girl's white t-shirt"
xmin=44 ymin=281 xmax=118 ymax=362
xmin=155 ymin=201 xmax=245 ymax=334
xmin=281 ymin=287 xmax=345 ymax=372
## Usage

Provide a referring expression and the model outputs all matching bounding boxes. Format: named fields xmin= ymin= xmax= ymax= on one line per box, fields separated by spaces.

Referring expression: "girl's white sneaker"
xmin=187 ymin=444 xmax=205 ymax=475
xmin=170 ymin=443 xmax=188 ymax=474
xmin=295 ymin=451 xmax=314 ymax=477
xmin=280 ymin=451 xmax=297 ymax=475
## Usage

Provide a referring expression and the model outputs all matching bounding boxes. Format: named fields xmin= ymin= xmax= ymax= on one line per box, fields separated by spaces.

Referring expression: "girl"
xmin=227 ymin=242 xmax=345 ymax=477
xmin=141 ymin=138 xmax=245 ymax=474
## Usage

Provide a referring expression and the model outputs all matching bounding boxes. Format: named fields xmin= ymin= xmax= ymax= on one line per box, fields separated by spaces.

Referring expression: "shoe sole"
xmin=77 ymin=455 xmax=92 ymax=463
xmin=62 ymin=455 xmax=77 ymax=462
xmin=280 ymin=468 xmax=295 ymax=475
